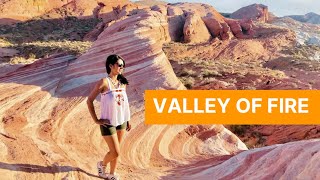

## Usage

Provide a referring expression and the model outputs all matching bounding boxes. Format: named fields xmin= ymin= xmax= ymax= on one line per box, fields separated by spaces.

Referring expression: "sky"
xmin=160 ymin=0 xmax=320 ymax=16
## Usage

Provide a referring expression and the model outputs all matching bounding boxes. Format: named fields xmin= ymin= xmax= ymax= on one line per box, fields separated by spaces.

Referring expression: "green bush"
xmin=229 ymin=125 xmax=250 ymax=136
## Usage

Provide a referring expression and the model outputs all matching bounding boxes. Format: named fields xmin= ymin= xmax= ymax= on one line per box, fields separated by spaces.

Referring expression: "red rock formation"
xmin=224 ymin=18 xmax=244 ymax=38
xmin=225 ymin=18 xmax=254 ymax=39
xmin=99 ymin=3 xmax=152 ymax=22
xmin=249 ymin=125 xmax=320 ymax=145
xmin=202 ymin=14 xmax=223 ymax=38
xmin=0 ymin=0 xmax=130 ymax=24
xmin=231 ymin=3 xmax=269 ymax=23
xmin=92 ymin=2 xmax=106 ymax=18
xmin=170 ymin=2 xmax=225 ymax=21
xmin=166 ymin=3 xmax=254 ymax=42
xmin=220 ymin=22 xmax=233 ymax=40
xmin=83 ymin=22 xmax=106 ymax=41
xmin=100 ymin=4 xmax=143 ymax=24
xmin=151 ymin=4 xmax=168 ymax=15
xmin=163 ymin=139 xmax=320 ymax=179
xmin=167 ymin=6 xmax=184 ymax=16
xmin=240 ymin=18 xmax=255 ymax=35
xmin=134 ymin=0 xmax=167 ymax=7
xmin=169 ymin=2 xmax=228 ymax=41
xmin=50 ymin=0 xmax=130 ymax=19
xmin=0 ymin=0 xmax=67 ymax=24
xmin=166 ymin=5 xmax=185 ymax=42
xmin=167 ymin=15 xmax=185 ymax=42
xmin=98 ymin=4 xmax=124 ymax=23
xmin=183 ymin=12 xmax=212 ymax=43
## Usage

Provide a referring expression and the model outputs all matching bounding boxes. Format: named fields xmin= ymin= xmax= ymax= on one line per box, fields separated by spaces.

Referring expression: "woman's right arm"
xmin=86 ymin=79 xmax=110 ymax=125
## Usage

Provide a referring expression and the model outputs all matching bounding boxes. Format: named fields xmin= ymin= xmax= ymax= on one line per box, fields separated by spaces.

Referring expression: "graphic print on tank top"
xmin=115 ymin=89 xmax=124 ymax=106
xmin=109 ymin=77 xmax=124 ymax=106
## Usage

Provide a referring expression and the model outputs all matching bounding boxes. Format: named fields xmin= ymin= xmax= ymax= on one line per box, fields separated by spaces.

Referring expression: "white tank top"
xmin=100 ymin=77 xmax=130 ymax=126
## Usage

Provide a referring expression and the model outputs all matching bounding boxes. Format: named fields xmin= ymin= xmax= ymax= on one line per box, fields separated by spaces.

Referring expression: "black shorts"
xmin=100 ymin=122 xmax=127 ymax=136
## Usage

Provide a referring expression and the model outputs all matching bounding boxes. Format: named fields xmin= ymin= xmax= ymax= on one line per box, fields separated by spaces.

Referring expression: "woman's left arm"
xmin=126 ymin=121 xmax=131 ymax=131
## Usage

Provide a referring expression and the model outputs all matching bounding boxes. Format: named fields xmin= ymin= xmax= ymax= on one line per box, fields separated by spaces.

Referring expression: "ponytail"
xmin=117 ymin=74 xmax=129 ymax=85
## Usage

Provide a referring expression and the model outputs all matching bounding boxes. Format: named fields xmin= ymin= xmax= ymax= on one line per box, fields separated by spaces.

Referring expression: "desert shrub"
xmin=14 ymin=40 xmax=91 ymax=57
xmin=10 ymin=56 xmax=36 ymax=64
xmin=0 ymin=17 xmax=101 ymax=43
xmin=179 ymin=68 xmax=197 ymax=77
xmin=7 ymin=40 xmax=91 ymax=64
xmin=229 ymin=125 xmax=250 ymax=136
xmin=201 ymin=69 xmax=221 ymax=78
xmin=179 ymin=77 xmax=195 ymax=89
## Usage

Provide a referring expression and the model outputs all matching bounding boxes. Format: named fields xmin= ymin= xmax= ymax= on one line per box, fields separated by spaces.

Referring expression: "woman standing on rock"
xmin=87 ymin=54 xmax=131 ymax=180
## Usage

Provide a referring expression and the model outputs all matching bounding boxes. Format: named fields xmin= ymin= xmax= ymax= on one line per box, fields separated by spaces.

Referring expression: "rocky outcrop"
xmin=134 ymin=0 xmax=167 ymax=7
xmin=225 ymin=18 xmax=254 ymax=39
xmin=248 ymin=125 xmax=320 ymax=145
xmin=168 ymin=3 xmax=224 ymax=40
xmin=202 ymin=16 xmax=255 ymax=40
xmin=231 ymin=3 xmax=269 ymax=22
xmin=0 ymin=0 xmax=67 ymax=24
xmin=166 ymin=3 xmax=255 ymax=42
xmin=169 ymin=2 xmax=225 ymax=21
xmin=168 ymin=14 xmax=185 ymax=42
xmin=151 ymin=4 xmax=167 ymax=15
xmin=220 ymin=22 xmax=233 ymax=40
xmin=167 ymin=6 xmax=184 ymax=16
xmin=240 ymin=19 xmax=255 ymax=35
xmin=183 ymin=12 xmax=212 ymax=43
xmin=202 ymin=15 xmax=223 ymax=38
xmin=83 ymin=22 xmax=106 ymax=41
xmin=43 ymin=0 xmax=130 ymax=20
xmin=166 ymin=5 xmax=185 ymax=42
xmin=0 ymin=0 xmax=130 ymax=24
xmin=162 ymin=139 xmax=320 ymax=179
xmin=98 ymin=3 xmax=140 ymax=22
xmin=224 ymin=19 xmax=244 ymax=39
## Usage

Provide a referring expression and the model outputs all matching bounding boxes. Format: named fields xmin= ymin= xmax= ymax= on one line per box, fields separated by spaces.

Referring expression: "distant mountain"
xmin=272 ymin=17 xmax=320 ymax=46
xmin=287 ymin=12 xmax=320 ymax=24
xmin=230 ymin=3 xmax=276 ymax=22
xmin=220 ymin=12 xmax=231 ymax=18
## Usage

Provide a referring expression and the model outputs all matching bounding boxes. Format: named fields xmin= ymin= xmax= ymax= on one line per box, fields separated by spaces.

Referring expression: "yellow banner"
xmin=145 ymin=90 xmax=320 ymax=124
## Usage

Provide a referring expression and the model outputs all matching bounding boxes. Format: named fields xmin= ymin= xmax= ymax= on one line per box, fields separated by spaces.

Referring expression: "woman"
xmin=87 ymin=54 xmax=131 ymax=180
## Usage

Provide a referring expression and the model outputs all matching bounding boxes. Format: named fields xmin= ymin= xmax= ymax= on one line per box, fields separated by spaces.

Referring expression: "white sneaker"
xmin=114 ymin=172 xmax=120 ymax=180
xmin=105 ymin=173 xmax=120 ymax=180
xmin=97 ymin=161 xmax=107 ymax=178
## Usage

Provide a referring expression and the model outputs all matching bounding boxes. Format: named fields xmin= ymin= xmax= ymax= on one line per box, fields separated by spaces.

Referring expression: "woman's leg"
xmin=109 ymin=129 xmax=126 ymax=174
xmin=102 ymin=133 xmax=120 ymax=171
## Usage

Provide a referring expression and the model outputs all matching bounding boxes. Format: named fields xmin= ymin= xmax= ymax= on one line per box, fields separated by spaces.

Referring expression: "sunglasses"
xmin=115 ymin=62 xmax=124 ymax=67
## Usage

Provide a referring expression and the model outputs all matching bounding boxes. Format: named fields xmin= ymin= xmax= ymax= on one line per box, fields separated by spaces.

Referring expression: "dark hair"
xmin=105 ymin=54 xmax=129 ymax=85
